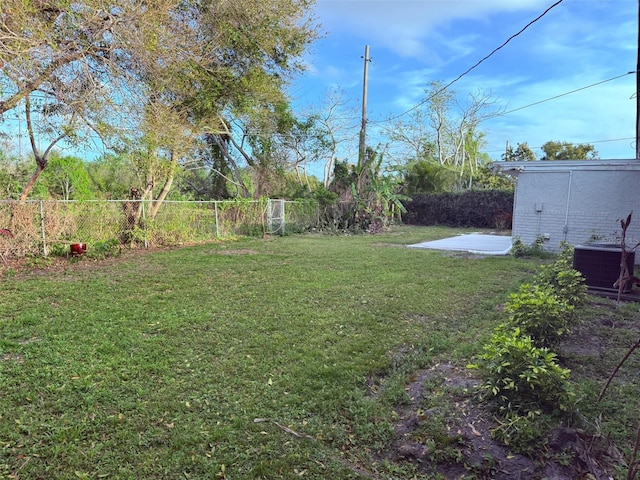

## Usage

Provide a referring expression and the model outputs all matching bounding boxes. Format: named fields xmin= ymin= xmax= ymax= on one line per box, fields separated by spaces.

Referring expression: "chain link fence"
xmin=0 ymin=199 xmax=319 ymax=259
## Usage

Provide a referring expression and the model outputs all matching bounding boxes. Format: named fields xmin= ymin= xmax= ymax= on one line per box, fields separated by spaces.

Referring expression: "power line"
xmin=3 ymin=71 xmax=632 ymax=137
xmin=485 ymin=136 xmax=636 ymax=156
xmin=500 ymin=71 xmax=635 ymax=116
xmin=376 ymin=0 xmax=565 ymax=124
xmin=0 ymin=0 xmax=573 ymax=143
xmin=2 ymin=73 xmax=632 ymax=147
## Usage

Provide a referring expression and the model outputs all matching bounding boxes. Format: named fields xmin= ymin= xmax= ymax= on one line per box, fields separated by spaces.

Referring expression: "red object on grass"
xmin=0 ymin=229 xmax=13 ymax=238
xmin=70 ymin=243 xmax=87 ymax=255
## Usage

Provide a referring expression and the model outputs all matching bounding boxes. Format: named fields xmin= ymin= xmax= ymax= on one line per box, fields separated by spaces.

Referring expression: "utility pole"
xmin=358 ymin=45 xmax=371 ymax=169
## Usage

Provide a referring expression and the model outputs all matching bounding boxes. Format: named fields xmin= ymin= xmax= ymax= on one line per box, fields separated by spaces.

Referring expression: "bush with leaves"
xmin=533 ymin=243 xmax=587 ymax=308
xmin=471 ymin=246 xmax=587 ymax=452
xmin=490 ymin=410 xmax=552 ymax=455
xmin=402 ymin=190 xmax=514 ymax=228
xmin=505 ymin=284 xmax=574 ymax=349
xmin=511 ymin=236 xmax=554 ymax=258
xmin=474 ymin=328 xmax=572 ymax=416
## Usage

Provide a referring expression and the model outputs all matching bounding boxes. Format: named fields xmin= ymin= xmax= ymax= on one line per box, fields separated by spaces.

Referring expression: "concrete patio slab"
xmin=407 ymin=233 xmax=513 ymax=256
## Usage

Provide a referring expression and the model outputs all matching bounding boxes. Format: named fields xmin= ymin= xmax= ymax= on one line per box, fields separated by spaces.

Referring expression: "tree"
xmin=1 ymin=0 xmax=187 ymax=198
xmin=502 ymin=142 xmax=536 ymax=162
xmin=540 ymin=141 xmax=598 ymax=161
xmin=310 ymin=88 xmax=358 ymax=188
xmin=244 ymin=101 xmax=306 ymax=197
xmin=86 ymin=153 xmax=138 ymax=200
xmin=17 ymin=94 xmax=77 ymax=200
xmin=384 ymin=81 xmax=501 ymax=191
xmin=1 ymin=0 xmax=319 ymax=200
xmin=0 ymin=153 xmax=32 ymax=199
xmin=426 ymin=83 xmax=498 ymax=168
xmin=204 ymin=123 xmax=253 ymax=199
xmin=403 ymin=160 xmax=456 ymax=194
xmin=174 ymin=0 xmax=320 ymax=199
xmin=472 ymin=164 xmax=515 ymax=191
xmin=176 ymin=134 xmax=236 ymax=200
xmin=384 ymin=108 xmax=436 ymax=165
xmin=204 ymin=101 xmax=324 ymax=199
xmin=41 ymin=154 xmax=93 ymax=200
xmin=275 ymin=114 xmax=327 ymax=192
xmin=136 ymin=101 xmax=200 ymax=219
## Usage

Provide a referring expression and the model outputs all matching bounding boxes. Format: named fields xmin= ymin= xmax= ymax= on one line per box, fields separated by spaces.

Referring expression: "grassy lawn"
xmin=0 ymin=226 xmax=636 ymax=479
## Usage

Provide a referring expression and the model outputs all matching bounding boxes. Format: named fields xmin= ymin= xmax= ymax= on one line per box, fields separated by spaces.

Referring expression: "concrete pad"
xmin=407 ymin=233 xmax=512 ymax=256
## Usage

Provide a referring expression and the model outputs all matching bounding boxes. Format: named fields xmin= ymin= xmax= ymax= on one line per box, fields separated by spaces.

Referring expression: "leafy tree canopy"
xmin=502 ymin=142 xmax=536 ymax=162
xmin=0 ymin=0 xmax=319 ymax=199
xmin=402 ymin=160 xmax=456 ymax=194
xmin=540 ymin=141 xmax=598 ymax=161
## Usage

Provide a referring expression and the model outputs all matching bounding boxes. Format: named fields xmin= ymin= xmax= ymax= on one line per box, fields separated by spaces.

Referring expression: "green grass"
xmin=0 ymin=226 xmax=631 ymax=479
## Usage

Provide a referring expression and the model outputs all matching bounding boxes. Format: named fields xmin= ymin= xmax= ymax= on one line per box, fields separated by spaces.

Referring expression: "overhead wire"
xmin=484 ymin=136 xmax=636 ymax=154
xmin=373 ymin=0 xmax=565 ymax=124
xmin=1 ymin=73 xmax=634 ymax=156
xmin=500 ymin=71 xmax=635 ymax=116
xmin=203 ymin=71 xmax=637 ymax=140
xmin=0 ymin=0 xmax=632 ymax=160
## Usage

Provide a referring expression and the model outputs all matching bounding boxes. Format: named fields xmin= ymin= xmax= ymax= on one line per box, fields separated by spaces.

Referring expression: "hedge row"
xmin=402 ymin=190 xmax=514 ymax=229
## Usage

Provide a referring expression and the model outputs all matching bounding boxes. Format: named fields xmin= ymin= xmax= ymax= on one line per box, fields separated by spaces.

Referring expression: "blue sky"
xmin=289 ymin=0 xmax=639 ymax=163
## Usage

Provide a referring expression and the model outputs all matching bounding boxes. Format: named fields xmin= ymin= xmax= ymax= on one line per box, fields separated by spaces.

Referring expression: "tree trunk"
xmin=212 ymin=135 xmax=251 ymax=198
xmin=148 ymin=175 xmax=174 ymax=219
xmin=149 ymin=153 xmax=177 ymax=219
xmin=19 ymin=160 xmax=46 ymax=201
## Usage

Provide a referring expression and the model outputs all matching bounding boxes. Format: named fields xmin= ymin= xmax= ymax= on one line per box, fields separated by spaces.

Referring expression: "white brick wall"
xmin=511 ymin=168 xmax=640 ymax=257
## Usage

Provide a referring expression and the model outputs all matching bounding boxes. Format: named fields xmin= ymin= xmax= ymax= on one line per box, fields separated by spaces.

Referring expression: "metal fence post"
xmin=40 ymin=200 xmax=48 ymax=257
xmin=141 ymin=200 xmax=148 ymax=248
xmin=214 ymin=201 xmax=220 ymax=238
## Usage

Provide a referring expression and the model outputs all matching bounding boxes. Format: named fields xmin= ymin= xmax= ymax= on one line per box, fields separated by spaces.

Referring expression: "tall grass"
xmin=0 ymin=199 xmax=318 ymax=258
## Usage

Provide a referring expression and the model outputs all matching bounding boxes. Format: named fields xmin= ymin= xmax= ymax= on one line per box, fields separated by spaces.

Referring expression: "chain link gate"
xmin=267 ymin=199 xmax=285 ymax=235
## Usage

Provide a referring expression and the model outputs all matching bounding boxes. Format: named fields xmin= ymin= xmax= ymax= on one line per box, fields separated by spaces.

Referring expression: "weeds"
xmin=88 ymin=238 xmax=121 ymax=259
xmin=511 ymin=236 xmax=555 ymax=259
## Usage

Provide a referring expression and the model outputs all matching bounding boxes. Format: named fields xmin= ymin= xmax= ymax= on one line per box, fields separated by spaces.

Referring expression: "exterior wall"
xmin=512 ymin=168 xmax=640 ymax=254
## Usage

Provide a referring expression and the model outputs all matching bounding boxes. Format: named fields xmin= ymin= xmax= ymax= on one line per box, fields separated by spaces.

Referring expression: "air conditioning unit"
xmin=573 ymin=243 xmax=635 ymax=292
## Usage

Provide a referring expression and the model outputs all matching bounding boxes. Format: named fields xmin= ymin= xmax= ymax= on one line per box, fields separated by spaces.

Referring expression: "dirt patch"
xmin=380 ymin=362 xmax=622 ymax=479
xmin=1 ymin=353 xmax=24 ymax=363
xmin=0 ymin=244 xmax=187 ymax=279
xmin=211 ymin=249 xmax=259 ymax=255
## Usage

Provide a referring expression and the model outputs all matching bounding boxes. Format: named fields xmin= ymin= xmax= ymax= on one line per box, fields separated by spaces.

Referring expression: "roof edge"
xmin=491 ymin=158 xmax=640 ymax=175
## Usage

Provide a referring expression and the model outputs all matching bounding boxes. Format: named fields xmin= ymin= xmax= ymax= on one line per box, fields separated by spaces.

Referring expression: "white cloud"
xmin=294 ymin=0 xmax=639 ymax=163
xmin=314 ymin=0 xmax=554 ymax=60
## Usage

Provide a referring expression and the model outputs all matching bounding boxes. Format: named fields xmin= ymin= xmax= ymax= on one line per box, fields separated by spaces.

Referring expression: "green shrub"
xmin=511 ymin=236 xmax=554 ymax=258
xmin=402 ymin=190 xmax=514 ymax=228
xmin=490 ymin=410 xmax=551 ymax=454
xmin=88 ymin=238 xmax=120 ymax=259
xmin=534 ymin=243 xmax=587 ymax=308
xmin=474 ymin=328 xmax=572 ymax=416
xmin=49 ymin=243 xmax=70 ymax=257
xmin=505 ymin=284 xmax=574 ymax=349
xmin=472 ymin=242 xmax=584 ymax=453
